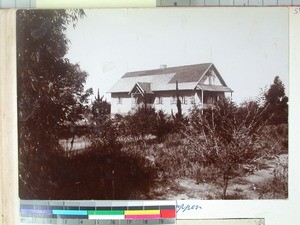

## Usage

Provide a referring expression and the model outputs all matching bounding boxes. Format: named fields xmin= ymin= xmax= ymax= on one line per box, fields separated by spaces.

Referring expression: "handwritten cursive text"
xmin=176 ymin=203 xmax=202 ymax=213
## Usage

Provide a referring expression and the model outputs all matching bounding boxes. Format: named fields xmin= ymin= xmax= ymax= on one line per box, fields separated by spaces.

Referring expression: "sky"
xmin=65 ymin=8 xmax=289 ymax=104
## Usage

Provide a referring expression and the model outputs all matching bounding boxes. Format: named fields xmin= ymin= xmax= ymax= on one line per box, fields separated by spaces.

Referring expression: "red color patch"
xmin=160 ymin=209 xmax=175 ymax=218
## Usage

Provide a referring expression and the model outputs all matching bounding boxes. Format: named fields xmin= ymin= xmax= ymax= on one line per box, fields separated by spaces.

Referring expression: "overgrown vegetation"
xmin=257 ymin=155 xmax=288 ymax=199
xmin=185 ymin=98 xmax=272 ymax=198
xmin=19 ymin=144 xmax=156 ymax=200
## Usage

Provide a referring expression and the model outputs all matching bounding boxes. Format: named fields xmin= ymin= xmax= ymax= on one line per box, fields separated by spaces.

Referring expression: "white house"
xmin=108 ymin=63 xmax=233 ymax=115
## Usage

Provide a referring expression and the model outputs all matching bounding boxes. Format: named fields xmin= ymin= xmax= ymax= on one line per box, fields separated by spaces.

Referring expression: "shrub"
xmin=259 ymin=124 xmax=288 ymax=155
xmin=19 ymin=144 xmax=156 ymax=200
xmin=124 ymin=107 xmax=157 ymax=138
xmin=154 ymin=110 xmax=175 ymax=142
xmin=257 ymin=157 xmax=288 ymax=199
xmin=185 ymin=98 xmax=272 ymax=198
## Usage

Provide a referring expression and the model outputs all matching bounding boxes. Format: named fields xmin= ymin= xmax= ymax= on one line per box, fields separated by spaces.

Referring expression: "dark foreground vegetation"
xmin=19 ymin=89 xmax=288 ymax=200
xmin=17 ymin=10 xmax=288 ymax=200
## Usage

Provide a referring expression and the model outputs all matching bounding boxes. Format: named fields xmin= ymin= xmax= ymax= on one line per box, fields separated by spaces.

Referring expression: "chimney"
xmin=160 ymin=64 xmax=167 ymax=70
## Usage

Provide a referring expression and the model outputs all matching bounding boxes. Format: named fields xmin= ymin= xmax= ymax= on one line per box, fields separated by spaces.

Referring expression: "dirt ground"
xmin=59 ymin=136 xmax=92 ymax=151
xmin=149 ymin=154 xmax=288 ymax=200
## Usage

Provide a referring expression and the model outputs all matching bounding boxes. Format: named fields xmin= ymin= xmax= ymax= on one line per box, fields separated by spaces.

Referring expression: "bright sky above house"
xmin=65 ymin=7 xmax=289 ymax=105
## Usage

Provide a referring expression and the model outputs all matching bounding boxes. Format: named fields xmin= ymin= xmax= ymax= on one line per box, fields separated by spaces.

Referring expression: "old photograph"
xmin=17 ymin=8 xmax=288 ymax=200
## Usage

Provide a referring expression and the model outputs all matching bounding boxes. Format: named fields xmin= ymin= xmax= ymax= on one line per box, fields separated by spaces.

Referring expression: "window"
xmin=172 ymin=96 xmax=187 ymax=105
xmin=208 ymin=70 xmax=217 ymax=85
xmin=157 ymin=96 xmax=163 ymax=104
xmin=181 ymin=96 xmax=187 ymax=105
xmin=171 ymin=96 xmax=176 ymax=105
xmin=208 ymin=75 xmax=213 ymax=85
xmin=117 ymin=97 xmax=122 ymax=104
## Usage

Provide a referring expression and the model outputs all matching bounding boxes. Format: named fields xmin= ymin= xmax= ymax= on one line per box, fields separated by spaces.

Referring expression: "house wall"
xmin=111 ymin=90 xmax=227 ymax=115
xmin=111 ymin=90 xmax=200 ymax=115
xmin=154 ymin=90 xmax=202 ymax=115
xmin=111 ymin=93 xmax=132 ymax=115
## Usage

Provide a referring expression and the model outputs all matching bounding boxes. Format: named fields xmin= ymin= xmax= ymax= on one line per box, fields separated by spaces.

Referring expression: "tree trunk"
xmin=223 ymin=172 xmax=229 ymax=199
xmin=70 ymin=133 xmax=75 ymax=151
xmin=176 ymin=81 xmax=182 ymax=119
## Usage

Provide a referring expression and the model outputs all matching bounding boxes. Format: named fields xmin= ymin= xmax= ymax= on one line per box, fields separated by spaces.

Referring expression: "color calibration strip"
xmin=20 ymin=200 xmax=176 ymax=224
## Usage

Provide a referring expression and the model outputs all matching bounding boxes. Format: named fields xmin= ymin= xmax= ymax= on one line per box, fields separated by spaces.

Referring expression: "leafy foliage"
xmin=124 ymin=107 xmax=157 ymax=138
xmin=91 ymin=89 xmax=111 ymax=121
xmin=154 ymin=110 xmax=175 ymax=142
xmin=264 ymin=76 xmax=288 ymax=125
xmin=119 ymin=107 xmax=179 ymax=142
xmin=17 ymin=9 xmax=90 ymax=150
xmin=89 ymin=116 xmax=121 ymax=154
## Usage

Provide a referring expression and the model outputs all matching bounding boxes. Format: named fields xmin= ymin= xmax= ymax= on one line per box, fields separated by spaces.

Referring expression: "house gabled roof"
xmin=129 ymin=82 xmax=154 ymax=95
xmin=108 ymin=63 xmax=232 ymax=93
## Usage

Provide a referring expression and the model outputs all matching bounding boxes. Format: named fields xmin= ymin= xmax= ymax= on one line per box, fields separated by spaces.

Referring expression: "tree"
xmin=91 ymin=89 xmax=111 ymax=122
xmin=17 ymin=9 xmax=90 ymax=151
xmin=17 ymin=10 xmax=91 ymax=198
xmin=89 ymin=89 xmax=117 ymax=152
xmin=175 ymin=81 xmax=182 ymax=120
xmin=264 ymin=76 xmax=288 ymax=125
xmin=187 ymin=98 xmax=270 ymax=198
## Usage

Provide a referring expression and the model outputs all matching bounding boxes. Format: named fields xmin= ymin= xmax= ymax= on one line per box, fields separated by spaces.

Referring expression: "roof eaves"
xmin=136 ymin=82 xmax=146 ymax=95
xmin=128 ymin=83 xmax=144 ymax=96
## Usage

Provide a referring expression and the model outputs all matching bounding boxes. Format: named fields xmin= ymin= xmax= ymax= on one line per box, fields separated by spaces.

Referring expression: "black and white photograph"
xmin=17 ymin=8 xmax=288 ymax=200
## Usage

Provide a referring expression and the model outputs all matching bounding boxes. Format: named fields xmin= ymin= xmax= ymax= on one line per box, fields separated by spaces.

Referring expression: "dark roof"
xmin=129 ymin=82 xmax=154 ymax=95
xmin=122 ymin=63 xmax=212 ymax=84
xmin=137 ymin=82 xmax=153 ymax=94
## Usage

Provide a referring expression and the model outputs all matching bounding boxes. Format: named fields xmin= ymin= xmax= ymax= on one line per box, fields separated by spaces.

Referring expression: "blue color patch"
xmin=52 ymin=210 xmax=88 ymax=216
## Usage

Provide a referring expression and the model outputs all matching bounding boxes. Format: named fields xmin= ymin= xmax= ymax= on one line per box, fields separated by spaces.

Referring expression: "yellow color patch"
xmin=124 ymin=210 xmax=160 ymax=215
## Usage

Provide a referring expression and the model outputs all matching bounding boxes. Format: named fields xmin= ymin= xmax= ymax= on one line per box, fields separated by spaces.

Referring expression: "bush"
xmin=89 ymin=116 xmax=121 ymax=154
xmin=259 ymin=124 xmax=288 ymax=155
xmin=19 ymin=144 xmax=156 ymax=200
xmin=124 ymin=107 xmax=157 ymax=138
xmin=257 ymin=157 xmax=288 ymax=199
xmin=122 ymin=107 xmax=179 ymax=142
xmin=154 ymin=110 xmax=176 ymax=142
